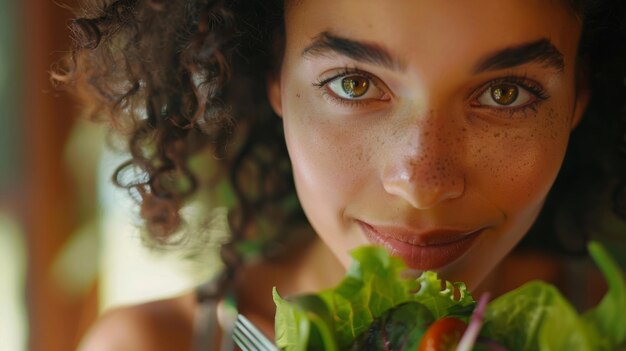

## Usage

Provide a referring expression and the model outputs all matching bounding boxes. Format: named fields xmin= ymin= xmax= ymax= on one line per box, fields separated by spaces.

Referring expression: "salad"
xmin=273 ymin=242 xmax=626 ymax=350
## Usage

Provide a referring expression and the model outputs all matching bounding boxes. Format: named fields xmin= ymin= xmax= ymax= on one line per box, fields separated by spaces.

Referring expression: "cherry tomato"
xmin=417 ymin=317 xmax=468 ymax=351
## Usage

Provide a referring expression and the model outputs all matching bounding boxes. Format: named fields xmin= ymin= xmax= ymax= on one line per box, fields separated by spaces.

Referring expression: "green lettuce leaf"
xmin=482 ymin=282 xmax=599 ymax=350
xmin=482 ymin=241 xmax=626 ymax=351
xmin=274 ymin=241 xmax=626 ymax=350
xmin=582 ymin=241 xmax=626 ymax=349
xmin=273 ymin=289 xmax=338 ymax=351
xmin=274 ymin=246 xmax=474 ymax=351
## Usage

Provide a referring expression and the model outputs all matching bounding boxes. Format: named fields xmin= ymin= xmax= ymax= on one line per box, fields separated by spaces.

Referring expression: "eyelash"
xmin=313 ymin=68 xmax=550 ymax=114
xmin=313 ymin=67 xmax=381 ymax=108
xmin=314 ymin=67 xmax=370 ymax=87
xmin=472 ymin=75 xmax=550 ymax=113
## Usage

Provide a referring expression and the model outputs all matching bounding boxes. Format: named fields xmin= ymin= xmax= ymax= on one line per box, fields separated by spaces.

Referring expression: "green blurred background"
xmin=1 ymin=0 xmax=26 ymax=349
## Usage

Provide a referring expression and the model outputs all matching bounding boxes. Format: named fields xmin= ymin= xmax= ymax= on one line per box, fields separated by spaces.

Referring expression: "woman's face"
xmin=269 ymin=0 xmax=588 ymax=289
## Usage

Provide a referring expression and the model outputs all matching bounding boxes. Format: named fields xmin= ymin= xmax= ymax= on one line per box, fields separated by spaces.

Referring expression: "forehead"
xmin=284 ymin=0 xmax=582 ymax=72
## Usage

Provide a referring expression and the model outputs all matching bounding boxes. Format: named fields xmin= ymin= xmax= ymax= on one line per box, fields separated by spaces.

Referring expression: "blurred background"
xmin=1 ymin=2 xmax=217 ymax=350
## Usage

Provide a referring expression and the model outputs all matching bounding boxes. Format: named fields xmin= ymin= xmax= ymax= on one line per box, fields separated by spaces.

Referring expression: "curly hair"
xmin=55 ymin=0 xmax=626 ymax=290
xmin=55 ymin=0 xmax=300 ymax=289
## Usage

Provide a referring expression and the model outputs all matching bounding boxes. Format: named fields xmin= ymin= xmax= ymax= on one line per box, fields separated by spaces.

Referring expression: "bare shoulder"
xmin=78 ymin=293 xmax=196 ymax=351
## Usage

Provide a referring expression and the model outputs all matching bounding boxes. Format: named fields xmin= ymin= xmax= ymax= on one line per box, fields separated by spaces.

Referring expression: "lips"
xmin=357 ymin=221 xmax=484 ymax=270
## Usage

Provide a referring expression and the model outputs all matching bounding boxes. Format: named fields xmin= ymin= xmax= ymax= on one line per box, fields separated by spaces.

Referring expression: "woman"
xmin=58 ymin=0 xmax=626 ymax=349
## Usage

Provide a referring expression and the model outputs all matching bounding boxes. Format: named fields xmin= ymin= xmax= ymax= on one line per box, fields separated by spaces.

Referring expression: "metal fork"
xmin=232 ymin=314 xmax=279 ymax=351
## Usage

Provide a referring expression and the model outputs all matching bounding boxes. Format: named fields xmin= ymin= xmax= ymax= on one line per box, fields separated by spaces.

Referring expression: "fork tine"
xmin=232 ymin=328 xmax=259 ymax=351
xmin=237 ymin=315 xmax=277 ymax=350
xmin=233 ymin=323 xmax=266 ymax=351
xmin=233 ymin=314 xmax=278 ymax=351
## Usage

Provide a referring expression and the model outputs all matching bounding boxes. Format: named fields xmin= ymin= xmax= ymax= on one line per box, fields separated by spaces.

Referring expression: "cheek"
xmin=468 ymin=106 xmax=571 ymax=214
xmin=281 ymin=90 xmax=376 ymax=218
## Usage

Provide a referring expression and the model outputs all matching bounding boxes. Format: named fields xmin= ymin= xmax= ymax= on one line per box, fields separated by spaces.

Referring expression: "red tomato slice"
xmin=417 ymin=317 xmax=468 ymax=351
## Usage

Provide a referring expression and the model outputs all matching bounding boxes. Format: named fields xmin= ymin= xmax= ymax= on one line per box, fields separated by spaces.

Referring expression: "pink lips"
xmin=357 ymin=221 xmax=484 ymax=270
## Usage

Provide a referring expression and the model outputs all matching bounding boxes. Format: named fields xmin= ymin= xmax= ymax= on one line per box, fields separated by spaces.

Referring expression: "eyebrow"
xmin=302 ymin=31 xmax=406 ymax=71
xmin=302 ymin=32 xmax=565 ymax=75
xmin=473 ymin=38 xmax=565 ymax=73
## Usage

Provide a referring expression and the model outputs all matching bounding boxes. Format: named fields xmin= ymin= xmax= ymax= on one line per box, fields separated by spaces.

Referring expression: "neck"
xmin=235 ymin=236 xmax=345 ymax=337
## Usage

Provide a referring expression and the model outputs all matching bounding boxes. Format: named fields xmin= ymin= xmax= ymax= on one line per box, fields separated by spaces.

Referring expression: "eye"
xmin=326 ymin=74 xmax=387 ymax=100
xmin=476 ymin=83 xmax=534 ymax=108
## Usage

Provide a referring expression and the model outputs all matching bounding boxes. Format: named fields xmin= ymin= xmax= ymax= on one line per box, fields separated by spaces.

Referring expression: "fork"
xmin=232 ymin=314 xmax=279 ymax=351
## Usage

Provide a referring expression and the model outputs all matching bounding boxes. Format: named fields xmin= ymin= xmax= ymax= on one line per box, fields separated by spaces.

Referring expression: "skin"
xmin=269 ymin=0 xmax=590 ymax=290
xmin=80 ymin=1 xmax=592 ymax=349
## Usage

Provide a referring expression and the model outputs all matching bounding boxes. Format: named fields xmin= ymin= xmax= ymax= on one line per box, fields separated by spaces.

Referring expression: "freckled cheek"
xmin=468 ymin=114 xmax=571 ymax=214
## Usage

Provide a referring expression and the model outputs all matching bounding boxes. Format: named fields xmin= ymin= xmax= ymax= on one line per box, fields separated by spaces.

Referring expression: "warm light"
xmin=0 ymin=213 xmax=26 ymax=351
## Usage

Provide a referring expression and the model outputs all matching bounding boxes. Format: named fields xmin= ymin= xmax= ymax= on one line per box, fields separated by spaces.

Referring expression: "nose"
xmin=382 ymin=116 xmax=465 ymax=209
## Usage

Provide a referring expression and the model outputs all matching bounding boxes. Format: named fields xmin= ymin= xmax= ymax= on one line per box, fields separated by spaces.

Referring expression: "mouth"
xmin=357 ymin=221 xmax=485 ymax=270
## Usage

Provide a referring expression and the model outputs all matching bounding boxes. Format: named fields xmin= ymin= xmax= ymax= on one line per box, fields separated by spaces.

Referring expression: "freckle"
xmin=494 ymin=133 xmax=500 ymax=137
xmin=296 ymin=93 xmax=301 ymax=98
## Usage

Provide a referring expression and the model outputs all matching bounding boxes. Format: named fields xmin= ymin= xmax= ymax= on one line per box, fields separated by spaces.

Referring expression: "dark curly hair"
xmin=54 ymin=0 xmax=626 ymax=293
xmin=55 ymin=0 xmax=296 ymax=290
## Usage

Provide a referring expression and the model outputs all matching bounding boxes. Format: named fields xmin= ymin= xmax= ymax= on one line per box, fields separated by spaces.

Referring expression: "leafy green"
xmin=273 ymin=242 xmax=626 ymax=350
xmin=350 ymin=301 xmax=434 ymax=350
xmin=273 ymin=288 xmax=341 ymax=351
xmin=582 ymin=241 xmax=626 ymax=348
xmin=273 ymin=246 xmax=474 ymax=351
xmin=482 ymin=282 xmax=598 ymax=350
xmin=413 ymin=271 xmax=475 ymax=319
xmin=482 ymin=241 xmax=626 ymax=351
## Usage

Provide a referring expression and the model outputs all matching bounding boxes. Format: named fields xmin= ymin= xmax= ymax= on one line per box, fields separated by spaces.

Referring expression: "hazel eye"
xmin=326 ymin=74 xmax=385 ymax=100
xmin=477 ymin=83 xmax=533 ymax=107
xmin=491 ymin=84 xmax=518 ymax=105
xmin=341 ymin=76 xmax=369 ymax=97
